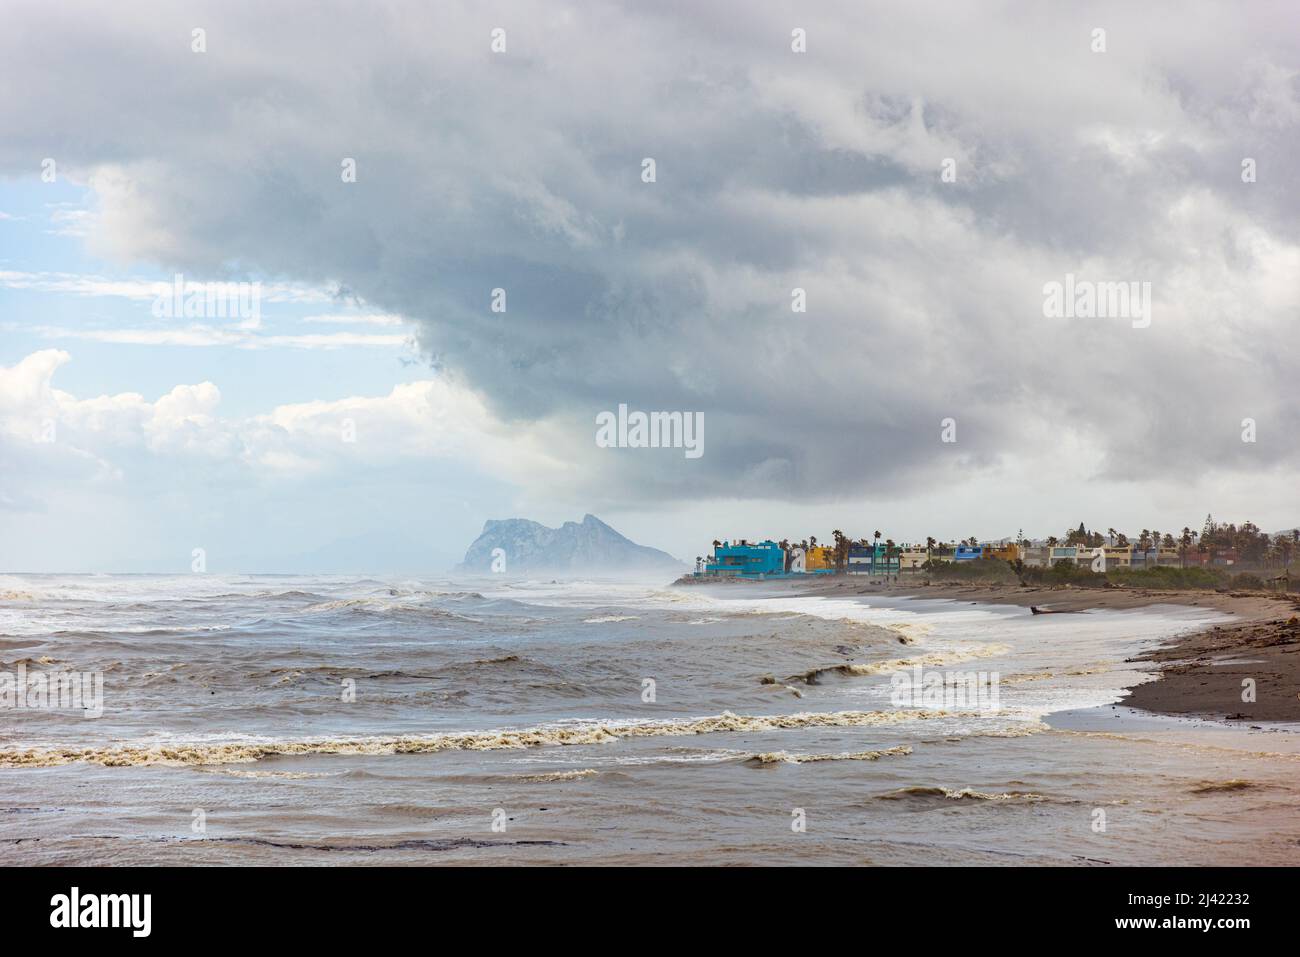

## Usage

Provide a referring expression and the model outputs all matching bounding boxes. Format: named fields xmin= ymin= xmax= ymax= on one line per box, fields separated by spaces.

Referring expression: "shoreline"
xmin=679 ymin=574 xmax=1300 ymax=723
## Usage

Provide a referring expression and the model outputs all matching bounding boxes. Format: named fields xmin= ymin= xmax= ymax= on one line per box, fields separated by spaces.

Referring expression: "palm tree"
xmin=1277 ymin=535 xmax=1294 ymax=570
xmin=831 ymin=529 xmax=847 ymax=573
xmin=1180 ymin=527 xmax=1192 ymax=567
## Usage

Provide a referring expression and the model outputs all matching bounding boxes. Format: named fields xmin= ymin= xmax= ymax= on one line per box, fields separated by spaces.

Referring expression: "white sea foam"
xmin=0 ymin=708 xmax=975 ymax=768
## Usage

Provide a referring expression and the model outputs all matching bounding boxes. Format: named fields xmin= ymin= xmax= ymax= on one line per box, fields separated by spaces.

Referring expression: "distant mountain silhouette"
xmin=456 ymin=514 xmax=684 ymax=575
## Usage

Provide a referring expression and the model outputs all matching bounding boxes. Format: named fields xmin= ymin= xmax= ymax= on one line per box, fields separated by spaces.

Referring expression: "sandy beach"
xmin=685 ymin=575 xmax=1300 ymax=723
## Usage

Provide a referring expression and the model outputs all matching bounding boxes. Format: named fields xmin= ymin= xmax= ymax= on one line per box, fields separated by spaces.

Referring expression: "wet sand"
xmin=693 ymin=576 xmax=1300 ymax=723
xmin=1123 ymin=616 xmax=1300 ymax=722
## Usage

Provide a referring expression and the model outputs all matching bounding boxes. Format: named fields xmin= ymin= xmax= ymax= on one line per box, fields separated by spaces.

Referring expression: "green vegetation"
xmin=923 ymin=557 xmax=1291 ymax=592
xmin=1091 ymin=565 xmax=1223 ymax=589
xmin=923 ymin=558 xmax=1019 ymax=583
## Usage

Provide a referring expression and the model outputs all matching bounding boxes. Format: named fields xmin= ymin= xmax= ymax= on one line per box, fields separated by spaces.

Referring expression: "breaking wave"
xmin=878 ymin=785 xmax=1046 ymax=802
xmin=791 ymin=643 xmax=1010 ymax=684
xmin=0 ymin=708 xmax=974 ymax=769
xmin=746 ymin=745 xmax=912 ymax=765
xmin=201 ymin=768 xmax=342 ymax=780
xmin=514 ymin=769 xmax=600 ymax=782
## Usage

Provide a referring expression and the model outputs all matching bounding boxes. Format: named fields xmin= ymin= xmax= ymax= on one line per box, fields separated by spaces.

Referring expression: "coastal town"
xmin=693 ymin=515 xmax=1299 ymax=584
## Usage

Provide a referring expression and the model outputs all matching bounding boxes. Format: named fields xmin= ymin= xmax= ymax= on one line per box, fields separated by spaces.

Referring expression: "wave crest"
xmin=1 ymin=708 xmax=970 ymax=769
xmin=879 ymin=785 xmax=1045 ymax=802
xmin=747 ymin=745 xmax=912 ymax=765
xmin=791 ymin=643 xmax=1009 ymax=684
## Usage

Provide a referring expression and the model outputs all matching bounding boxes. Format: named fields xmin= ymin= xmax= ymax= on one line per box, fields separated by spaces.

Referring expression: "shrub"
xmin=1227 ymin=572 xmax=1265 ymax=590
xmin=1019 ymin=561 xmax=1106 ymax=587
xmin=1104 ymin=566 xmax=1225 ymax=589
xmin=925 ymin=557 xmax=1019 ymax=584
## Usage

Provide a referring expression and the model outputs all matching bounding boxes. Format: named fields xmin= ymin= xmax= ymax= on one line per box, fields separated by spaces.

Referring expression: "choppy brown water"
xmin=1 ymin=574 xmax=1297 ymax=865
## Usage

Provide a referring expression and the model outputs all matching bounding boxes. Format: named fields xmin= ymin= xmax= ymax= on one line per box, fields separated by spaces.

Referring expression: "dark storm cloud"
xmin=2 ymin=0 xmax=1297 ymax=502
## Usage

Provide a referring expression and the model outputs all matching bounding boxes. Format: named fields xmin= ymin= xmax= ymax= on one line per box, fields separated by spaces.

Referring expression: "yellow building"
xmin=805 ymin=546 xmax=836 ymax=571
xmin=985 ymin=543 xmax=1020 ymax=562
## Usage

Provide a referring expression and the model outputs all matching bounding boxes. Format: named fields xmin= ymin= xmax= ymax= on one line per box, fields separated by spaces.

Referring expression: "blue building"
xmin=953 ymin=545 xmax=984 ymax=561
xmin=847 ymin=543 xmax=899 ymax=574
xmin=704 ymin=540 xmax=787 ymax=577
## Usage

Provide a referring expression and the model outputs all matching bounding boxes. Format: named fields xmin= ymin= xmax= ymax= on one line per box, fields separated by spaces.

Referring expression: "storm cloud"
xmin=3 ymin=0 xmax=1297 ymax=508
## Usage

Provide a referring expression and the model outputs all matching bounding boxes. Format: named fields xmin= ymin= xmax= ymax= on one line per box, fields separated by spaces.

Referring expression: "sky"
xmin=1 ymin=1 xmax=1297 ymax=573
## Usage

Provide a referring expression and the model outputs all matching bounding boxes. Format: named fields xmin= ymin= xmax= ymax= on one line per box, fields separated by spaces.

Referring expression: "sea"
xmin=1 ymin=573 xmax=1297 ymax=865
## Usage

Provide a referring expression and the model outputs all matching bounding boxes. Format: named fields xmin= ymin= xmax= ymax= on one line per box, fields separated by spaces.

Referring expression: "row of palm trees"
xmin=1039 ymin=520 xmax=1300 ymax=568
xmin=705 ymin=520 xmax=1300 ymax=573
